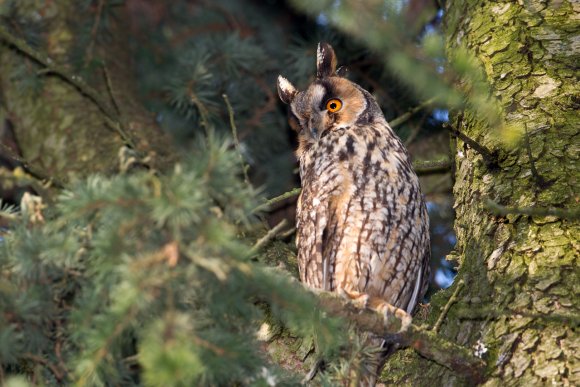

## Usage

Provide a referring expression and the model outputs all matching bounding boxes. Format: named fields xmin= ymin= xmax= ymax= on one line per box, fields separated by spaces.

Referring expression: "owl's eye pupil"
xmin=326 ymin=98 xmax=342 ymax=112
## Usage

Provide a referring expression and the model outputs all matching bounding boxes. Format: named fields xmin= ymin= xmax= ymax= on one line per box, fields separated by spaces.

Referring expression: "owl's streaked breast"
xmin=295 ymin=121 xmax=429 ymax=312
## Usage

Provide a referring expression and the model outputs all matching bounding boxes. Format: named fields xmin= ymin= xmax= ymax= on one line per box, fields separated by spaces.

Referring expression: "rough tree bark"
xmin=382 ymin=1 xmax=579 ymax=385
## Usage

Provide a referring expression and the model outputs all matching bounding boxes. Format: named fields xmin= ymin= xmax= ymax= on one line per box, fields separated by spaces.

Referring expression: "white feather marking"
xmin=407 ymin=267 xmax=423 ymax=313
xmin=311 ymin=84 xmax=326 ymax=105
xmin=322 ymin=257 xmax=329 ymax=291
xmin=278 ymin=76 xmax=295 ymax=96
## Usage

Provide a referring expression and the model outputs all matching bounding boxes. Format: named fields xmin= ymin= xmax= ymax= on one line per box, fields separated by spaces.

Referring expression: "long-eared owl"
xmin=277 ymin=43 xmax=430 ymax=322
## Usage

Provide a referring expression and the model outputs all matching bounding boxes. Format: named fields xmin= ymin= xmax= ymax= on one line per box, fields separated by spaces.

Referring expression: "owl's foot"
xmin=338 ymin=287 xmax=370 ymax=309
xmin=375 ymin=302 xmax=412 ymax=333
xmin=338 ymin=288 xmax=412 ymax=333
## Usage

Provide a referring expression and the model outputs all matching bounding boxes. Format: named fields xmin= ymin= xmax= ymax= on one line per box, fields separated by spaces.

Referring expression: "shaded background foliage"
xmin=0 ymin=0 xmax=464 ymax=385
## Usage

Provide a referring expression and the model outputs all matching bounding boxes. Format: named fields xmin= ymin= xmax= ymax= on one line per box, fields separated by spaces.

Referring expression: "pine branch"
xmin=314 ymin=289 xmax=486 ymax=384
xmin=390 ymin=96 xmax=437 ymax=128
xmin=484 ymin=199 xmax=580 ymax=220
xmin=0 ymin=25 xmax=136 ymax=149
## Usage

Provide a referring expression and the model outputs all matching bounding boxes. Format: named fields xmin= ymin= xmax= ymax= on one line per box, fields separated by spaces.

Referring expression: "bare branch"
xmin=250 ymin=219 xmax=289 ymax=254
xmin=432 ymin=280 xmax=464 ymax=333
xmin=223 ymin=94 xmax=250 ymax=185
xmin=390 ymin=96 xmax=437 ymax=128
xmin=23 ymin=353 xmax=67 ymax=382
xmin=523 ymin=126 xmax=553 ymax=189
xmin=414 ymin=158 xmax=452 ymax=176
xmin=446 ymin=115 xmax=498 ymax=169
xmin=253 ymin=187 xmax=301 ymax=213
xmin=484 ymin=199 xmax=580 ymax=220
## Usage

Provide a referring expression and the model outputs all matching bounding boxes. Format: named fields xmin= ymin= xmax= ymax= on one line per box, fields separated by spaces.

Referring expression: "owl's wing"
xmin=296 ymin=187 xmax=331 ymax=290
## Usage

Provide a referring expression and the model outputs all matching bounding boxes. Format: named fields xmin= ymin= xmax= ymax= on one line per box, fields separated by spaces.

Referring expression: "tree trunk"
xmin=382 ymin=1 xmax=579 ymax=385
xmin=0 ymin=1 xmax=174 ymax=196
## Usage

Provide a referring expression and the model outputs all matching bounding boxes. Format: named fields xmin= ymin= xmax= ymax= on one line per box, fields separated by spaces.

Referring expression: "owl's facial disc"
xmin=290 ymin=83 xmax=327 ymax=140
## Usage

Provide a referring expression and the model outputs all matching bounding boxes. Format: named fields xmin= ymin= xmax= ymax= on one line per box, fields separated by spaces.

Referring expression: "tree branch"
xmin=414 ymin=158 xmax=452 ymax=176
xmin=253 ymin=187 xmax=301 ymax=213
xmin=523 ymin=126 xmax=553 ymax=189
xmin=484 ymin=199 xmax=580 ymax=220
xmin=314 ymin=289 xmax=486 ymax=384
xmin=22 ymin=353 xmax=66 ymax=382
xmin=250 ymin=219 xmax=289 ymax=254
xmin=446 ymin=117 xmax=498 ymax=169
xmin=432 ymin=280 xmax=464 ymax=333
xmin=390 ymin=96 xmax=437 ymax=129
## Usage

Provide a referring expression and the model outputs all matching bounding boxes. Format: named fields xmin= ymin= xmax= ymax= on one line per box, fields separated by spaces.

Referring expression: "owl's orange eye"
xmin=326 ymin=98 xmax=342 ymax=113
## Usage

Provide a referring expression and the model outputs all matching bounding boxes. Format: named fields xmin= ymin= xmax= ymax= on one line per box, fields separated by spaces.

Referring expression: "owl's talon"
xmin=378 ymin=303 xmax=412 ymax=333
xmin=339 ymin=288 xmax=370 ymax=309
xmin=398 ymin=312 xmax=412 ymax=333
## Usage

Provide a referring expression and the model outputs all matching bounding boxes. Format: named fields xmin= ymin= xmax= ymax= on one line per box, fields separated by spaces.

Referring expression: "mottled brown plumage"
xmin=277 ymin=43 xmax=430 ymax=381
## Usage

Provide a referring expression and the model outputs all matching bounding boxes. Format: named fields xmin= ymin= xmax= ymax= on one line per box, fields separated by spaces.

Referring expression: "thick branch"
xmin=315 ymin=289 xmax=486 ymax=384
xmin=414 ymin=158 xmax=452 ymax=176
xmin=484 ymin=199 xmax=580 ymax=220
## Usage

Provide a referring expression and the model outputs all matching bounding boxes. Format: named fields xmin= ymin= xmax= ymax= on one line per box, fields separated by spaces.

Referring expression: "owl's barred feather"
xmin=278 ymin=43 xmax=430 ymax=384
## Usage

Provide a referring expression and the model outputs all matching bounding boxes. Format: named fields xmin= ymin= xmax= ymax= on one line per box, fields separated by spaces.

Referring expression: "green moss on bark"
xmin=382 ymin=1 xmax=579 ymax=385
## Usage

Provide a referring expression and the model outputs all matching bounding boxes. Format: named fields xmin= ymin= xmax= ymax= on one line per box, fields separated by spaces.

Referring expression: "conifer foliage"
xmin=0 ymin=136 xmax=343 ymax=385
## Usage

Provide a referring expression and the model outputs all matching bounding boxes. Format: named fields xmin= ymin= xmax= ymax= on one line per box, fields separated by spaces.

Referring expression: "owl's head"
xmin=277 ymin=43 xmax=383 ymax=143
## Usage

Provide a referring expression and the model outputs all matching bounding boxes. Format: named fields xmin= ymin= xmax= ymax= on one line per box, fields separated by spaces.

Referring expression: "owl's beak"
xmin=310 ymin=126 xmax=319 ymax=138
xmin=308 ymin=115 xmax=322 ymax=139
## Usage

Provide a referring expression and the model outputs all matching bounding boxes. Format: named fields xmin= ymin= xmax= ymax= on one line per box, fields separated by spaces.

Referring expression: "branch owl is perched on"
xmin=277 ymin=43 xmax=430 ymax=354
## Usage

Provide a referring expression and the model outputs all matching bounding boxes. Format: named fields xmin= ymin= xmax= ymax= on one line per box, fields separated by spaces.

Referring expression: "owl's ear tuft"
xmin=317 ymin=42 xmax=337 ymax=78
xmin=277 ymin=75 xmax=297 ymax=104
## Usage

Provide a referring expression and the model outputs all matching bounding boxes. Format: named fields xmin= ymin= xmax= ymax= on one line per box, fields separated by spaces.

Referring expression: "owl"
xmin=277 ymin=43 xmax=430 ymax=333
